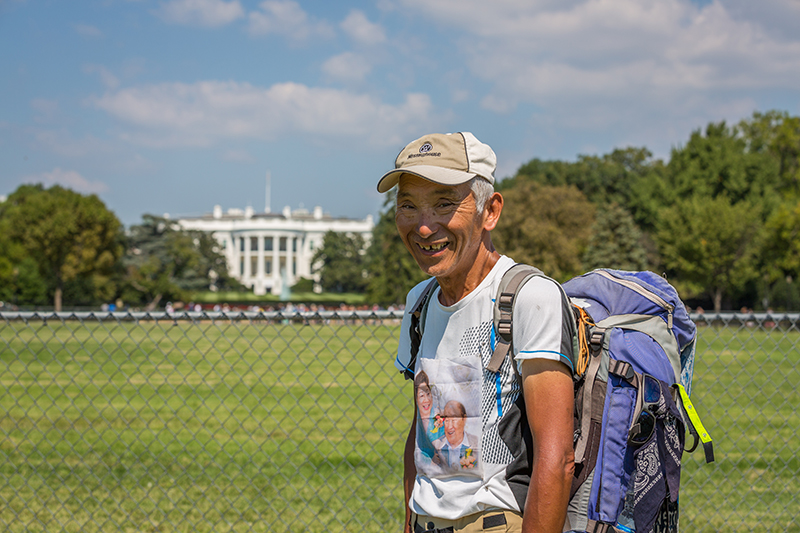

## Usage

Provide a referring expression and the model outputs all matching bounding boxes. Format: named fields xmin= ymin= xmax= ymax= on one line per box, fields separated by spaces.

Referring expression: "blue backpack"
xmin=405 ymin=266 xmax=714 ymax=533
xmin=561 ymin=268 xmax=713 ymax=533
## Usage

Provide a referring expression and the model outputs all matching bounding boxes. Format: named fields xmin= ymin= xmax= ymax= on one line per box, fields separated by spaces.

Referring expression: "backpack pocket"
xmin=588 ymin=373 xmax=637 ymax=524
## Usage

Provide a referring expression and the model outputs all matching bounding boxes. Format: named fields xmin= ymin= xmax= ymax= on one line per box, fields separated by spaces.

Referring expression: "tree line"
xmin=3 ymin=109 xmax=797 ymax=312
xmin=0 ymin=187 xmax=241 ymax=311
xmin=315 ymin=110 xmax=800 ymax=312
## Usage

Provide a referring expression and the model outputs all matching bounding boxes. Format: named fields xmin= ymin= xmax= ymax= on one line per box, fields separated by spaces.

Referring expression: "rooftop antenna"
xmin=265 ymin=171 xmax=271 ymax=213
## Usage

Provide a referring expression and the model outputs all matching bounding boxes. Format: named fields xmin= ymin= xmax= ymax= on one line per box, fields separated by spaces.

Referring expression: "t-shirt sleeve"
xmin=512 ymin=276 xmax=575 ymax=372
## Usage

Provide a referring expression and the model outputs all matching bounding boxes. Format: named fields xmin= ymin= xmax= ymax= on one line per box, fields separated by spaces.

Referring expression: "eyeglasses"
xmin=628 ymin=373 xmax=662 ymax=446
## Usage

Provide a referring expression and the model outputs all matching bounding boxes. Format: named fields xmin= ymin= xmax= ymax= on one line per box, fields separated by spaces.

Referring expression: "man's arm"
xmin=403 ymin=406 xmax=417 ymax=533
xmin=520 ymin=358 xmax=575 ymax=533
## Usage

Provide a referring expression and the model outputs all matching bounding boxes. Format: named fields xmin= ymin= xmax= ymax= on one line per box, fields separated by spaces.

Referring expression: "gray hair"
xmin=469 ymin=177 xmax=494 ymax=215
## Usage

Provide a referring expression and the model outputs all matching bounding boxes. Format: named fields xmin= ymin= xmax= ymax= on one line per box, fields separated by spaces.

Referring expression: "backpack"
xmin=405 ymin=265 xmax=713 ymax=533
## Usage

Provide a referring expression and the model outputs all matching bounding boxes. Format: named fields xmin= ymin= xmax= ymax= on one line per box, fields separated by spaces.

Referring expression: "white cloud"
xmin=322 ymin=52 xmax=372 ymax=83
xmin=395 ymin=0 xmax=800 ymax=111
xmin=75 ymin=24 xmax=104 ymax=38
xmin=31 ymin=99 xmax=59 ymax=116
xmin=222 ymin=148 xmax=255 ymax=162
xmin=91 ymin=80 xmax=439 ymax=147
xmin=341 ymin=10 xmax=386 ymax=45
xmin=25 ymin=168 xmax=109 ymax=194
xmin=83 ymin=64 xmax=120 ymax=89
xmin=155 ymin=0 xmax=244 ymax=27
xmin=247 ymin=1 xmax=334 ymax=41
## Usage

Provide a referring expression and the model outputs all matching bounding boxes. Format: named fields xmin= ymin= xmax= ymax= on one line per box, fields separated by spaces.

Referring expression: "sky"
xmin=2 ymin=0 xmax=800 ymax=226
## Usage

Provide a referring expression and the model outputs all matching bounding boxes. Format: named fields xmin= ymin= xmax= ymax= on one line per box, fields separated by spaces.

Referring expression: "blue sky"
xmin=2 ymin=0 xmax=799 ymax=226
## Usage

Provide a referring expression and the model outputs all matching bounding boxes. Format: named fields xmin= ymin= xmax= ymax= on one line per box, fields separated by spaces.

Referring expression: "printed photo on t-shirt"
xmin=414 ymin=357 xmax=483 ymax=478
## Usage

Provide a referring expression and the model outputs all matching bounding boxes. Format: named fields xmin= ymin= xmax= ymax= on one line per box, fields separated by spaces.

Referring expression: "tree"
xmin=666 ymin=121 xmax=780 ymax=212
xmin=505 ymin=147 xmax=668 ymax=232
xmin=493 ymin=182 xmax=595 ymax=282
xmin=311 ymin=230 xmax=368 ymax=294
xmin=122 ymin=215 xmax=238 ymax=310
xmin=0 ymin=230 xmax=48 ymax=307
xmin=738 ymin=110 xmax=800 ymax=197
xmin=0 ymin=184 xmax=123 ymax=311
xmin=657 ymin=196 xmax=762 ymax=312
xmin=582 ymin=203 xmax=650 ymax=272
xmin=365 ymin=195 xmax=428 ymax=305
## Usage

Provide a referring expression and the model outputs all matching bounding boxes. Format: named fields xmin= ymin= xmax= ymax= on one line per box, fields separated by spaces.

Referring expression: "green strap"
xmin=676 ymin=383 xmax=715 ymax=463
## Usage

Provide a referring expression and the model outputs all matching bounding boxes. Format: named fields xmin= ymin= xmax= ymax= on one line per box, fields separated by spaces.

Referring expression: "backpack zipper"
xmin=596 ymin=270 xmax=674 ymax=329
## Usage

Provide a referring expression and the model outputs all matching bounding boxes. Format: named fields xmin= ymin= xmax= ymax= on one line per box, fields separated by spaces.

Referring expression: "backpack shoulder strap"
xmin=403 ymin=277 xmax=439 ymax=380
xmin=488 ymin=264 xmax=546 ymax=373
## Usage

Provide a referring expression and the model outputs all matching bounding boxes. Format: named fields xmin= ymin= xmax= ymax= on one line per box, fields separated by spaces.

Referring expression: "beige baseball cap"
xmin=376 ymin=132 xmax=497 ymax=193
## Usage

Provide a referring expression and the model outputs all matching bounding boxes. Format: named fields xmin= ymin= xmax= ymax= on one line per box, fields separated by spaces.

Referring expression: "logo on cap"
xmin=419 ymin=142 xmax=433 ymax=153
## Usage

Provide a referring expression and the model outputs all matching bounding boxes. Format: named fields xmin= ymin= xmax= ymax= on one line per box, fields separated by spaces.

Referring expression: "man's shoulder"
xmin=496 ymin=262 xmax=565 ymax=306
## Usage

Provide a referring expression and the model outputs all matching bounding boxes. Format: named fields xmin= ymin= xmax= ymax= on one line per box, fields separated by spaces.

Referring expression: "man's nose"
xmin=416 ymin=210 xmax=437 ymax=238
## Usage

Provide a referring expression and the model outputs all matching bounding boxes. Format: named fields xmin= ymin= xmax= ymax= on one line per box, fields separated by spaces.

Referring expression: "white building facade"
xmin=177 ymin=205 xmax=373 ymax=295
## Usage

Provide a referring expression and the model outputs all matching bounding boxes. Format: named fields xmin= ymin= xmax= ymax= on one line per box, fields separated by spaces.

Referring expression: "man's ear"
xmin=483 ymin=192 xmax=503 ymax=231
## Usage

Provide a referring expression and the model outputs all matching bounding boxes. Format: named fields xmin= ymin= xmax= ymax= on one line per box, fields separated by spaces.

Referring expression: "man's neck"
xmin=437 ymin=247 xmax=500 ymax=306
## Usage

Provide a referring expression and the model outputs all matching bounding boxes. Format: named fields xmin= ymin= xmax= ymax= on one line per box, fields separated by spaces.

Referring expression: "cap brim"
xmin=376 ymin=165 xmax=477 ymax=193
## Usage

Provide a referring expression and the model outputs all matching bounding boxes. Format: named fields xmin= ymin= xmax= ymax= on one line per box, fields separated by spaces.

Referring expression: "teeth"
xmin=420 ymin=242 xmax=447 ymax=251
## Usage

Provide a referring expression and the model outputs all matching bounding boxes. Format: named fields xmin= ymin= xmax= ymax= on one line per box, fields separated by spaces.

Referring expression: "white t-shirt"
xmin=396 ymin=255 xmax=574 ymax=520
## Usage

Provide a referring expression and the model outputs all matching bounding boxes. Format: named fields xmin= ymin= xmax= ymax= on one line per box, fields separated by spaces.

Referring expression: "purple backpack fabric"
xmin=560 ymin=269 xmax=698 ymax=533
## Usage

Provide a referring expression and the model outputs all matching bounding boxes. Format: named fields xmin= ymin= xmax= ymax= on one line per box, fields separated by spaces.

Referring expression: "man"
xmin=377 ymin=132 xmax=575 ymax=533
xmin=431 ymin=400 xmax=480 ymax=471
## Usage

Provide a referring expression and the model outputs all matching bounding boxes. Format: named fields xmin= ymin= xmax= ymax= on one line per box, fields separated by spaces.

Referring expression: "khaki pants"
xmin=412 ymin=510 xmax=523 ymax=532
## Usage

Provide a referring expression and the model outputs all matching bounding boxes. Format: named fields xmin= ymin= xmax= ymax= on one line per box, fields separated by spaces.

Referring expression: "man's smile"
xmin=418 ymin=241 xmax=449 ymax=253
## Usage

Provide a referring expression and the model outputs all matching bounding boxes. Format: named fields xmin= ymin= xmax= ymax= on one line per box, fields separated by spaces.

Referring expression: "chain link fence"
xmin=0 ymin=311 xmax=797 ymax=532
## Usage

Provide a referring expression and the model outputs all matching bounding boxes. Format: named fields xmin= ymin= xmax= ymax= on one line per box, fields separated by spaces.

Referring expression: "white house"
xmin=177 ymin=205 xmax=374 ymax=295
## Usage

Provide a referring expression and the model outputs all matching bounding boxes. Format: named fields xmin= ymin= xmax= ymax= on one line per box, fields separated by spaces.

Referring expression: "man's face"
xmin=395 ymin=175 xmax=485 ymax=281
xmin=443 ymin=404 xmax=466 ymax=446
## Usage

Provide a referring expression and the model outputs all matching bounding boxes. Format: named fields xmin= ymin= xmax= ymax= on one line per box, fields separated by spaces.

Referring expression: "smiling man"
xmin=377 ymin=132 xmax=576 ymax=533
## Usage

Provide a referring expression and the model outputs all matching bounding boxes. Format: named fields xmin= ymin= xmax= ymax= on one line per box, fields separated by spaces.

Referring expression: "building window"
xmin=264 ymin=237 xmax=273 ymax=251
xmin=265 ymin=258 xmax=272 ymax=275
xmin=251 ymin=256 xmax=258 ymax=277
xmin=239 ymin=258 xmax=244 ymax=276
xmin=279 ymin=256 xmax=286 ymax=275
xmin=279 ymin=237 xmax=287 ymax=252
xmin=239 ymin=238 xmax=245 ymax=252
xmin=221 ymin=239 xmax=227 ymax=250
xmin=292 ymin=238 xmax=297 ymax=252
xmin=309 ymin=240 xmax=314 ymax=251
xmin=250 ymin=237 xmax=258 ymax=251
xmin=292 ymin=261 xmax=297 ymax=276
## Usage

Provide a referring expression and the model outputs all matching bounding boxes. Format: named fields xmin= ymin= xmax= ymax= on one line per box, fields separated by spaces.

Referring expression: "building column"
xmin=272 ymin=234 xmax=280 ymax=295
xmin=288 ymin=236 xmax=296 ymax=284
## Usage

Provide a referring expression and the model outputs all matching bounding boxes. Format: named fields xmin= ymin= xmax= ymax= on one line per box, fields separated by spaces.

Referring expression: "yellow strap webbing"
xmin=676 ymin=383 xmax=715 ymax=463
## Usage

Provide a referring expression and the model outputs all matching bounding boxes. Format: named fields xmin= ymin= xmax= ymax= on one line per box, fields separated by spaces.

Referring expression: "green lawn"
xmin=0 ymin=318 xmax=797 ymax=532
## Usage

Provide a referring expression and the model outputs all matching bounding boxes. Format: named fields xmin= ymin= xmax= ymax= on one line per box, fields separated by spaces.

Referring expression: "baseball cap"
xmin=376 ymin=132 xmax=496 ymax=193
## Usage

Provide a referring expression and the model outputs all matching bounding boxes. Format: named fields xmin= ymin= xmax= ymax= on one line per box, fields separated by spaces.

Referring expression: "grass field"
xmin=0 ymin=317 xmax=798 ymax=532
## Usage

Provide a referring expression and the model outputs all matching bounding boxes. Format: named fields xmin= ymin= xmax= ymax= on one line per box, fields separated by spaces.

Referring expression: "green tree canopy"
xmin=738 ymin=110 xmax=800 ymax=197
xmin=582 ymin=203 xmax=650 ymax=272
xmin=665 ymin=121 xmax=780 ymax=212
xmin=365 ymin=195 xmax=428 ymax=306
xmin=122 ymin=215 xmax=238 ymax=310
xmin=0 ymin=230 xmax=48 ymax=307
xmin=657 ymin=196 xmax=762 ymax=312
xmin=0 ymin=184 xmax=123 ymax=310
xmin=504 ymin=147 xmax=667 ymax=232
xmin=312 ymin=230 xmax=368 ymax=294
xmin=493 ymin=183 xmax=595 ymax=281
